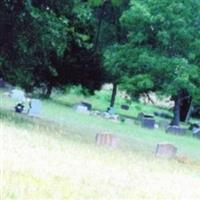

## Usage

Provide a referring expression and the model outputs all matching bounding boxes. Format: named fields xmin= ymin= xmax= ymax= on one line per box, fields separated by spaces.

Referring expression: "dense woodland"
xmin=1 ymin=0 xmax=200 ymax=125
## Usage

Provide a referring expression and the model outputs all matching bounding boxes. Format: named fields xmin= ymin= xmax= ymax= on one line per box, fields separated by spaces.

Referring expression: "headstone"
xmin=158 ymin=120 xmax=170 ymax=130
xmin=0 ymin=78 xmax=5 ymax=88
xmin=192 ymin=127 xmax=200 ymax=139
xmin=155 ymin=143 xmax=177 ymax=159
xmin=28 ymin=99 xmax=42 ymax=117
xmin=166 ymin=126 xmax=187 ymax=135
xmin=141 ymin=117 xmax=155 ymax=129
xmin=11 ymin=89 xmax=25 ymax=101
xmin=96 ymin=133 xmax=119 ymax=148
xmin=80 ymin=101 xmax=92 ymax=111
xmin=121 ymin=104 xmax=129 ymax=110
xmin=75 ymin=104 xmax=90 ymax=114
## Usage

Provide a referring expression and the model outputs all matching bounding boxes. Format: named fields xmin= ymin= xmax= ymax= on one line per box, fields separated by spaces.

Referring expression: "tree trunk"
xmin=171 ymin=94 xmax=181 ymax=126
xmin=94 ymin=2 xmax=106 ymax=52
xmin=110 ymin=82 xmax=117 ymax=108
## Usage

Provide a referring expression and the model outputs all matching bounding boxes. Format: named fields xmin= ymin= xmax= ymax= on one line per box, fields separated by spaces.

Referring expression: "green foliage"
xmin=105 ymin=0 xmax=200 ymax=102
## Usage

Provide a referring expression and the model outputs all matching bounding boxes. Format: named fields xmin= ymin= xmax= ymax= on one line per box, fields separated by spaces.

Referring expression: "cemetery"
xmin=1 ymin=0 xmax=200 ymax=198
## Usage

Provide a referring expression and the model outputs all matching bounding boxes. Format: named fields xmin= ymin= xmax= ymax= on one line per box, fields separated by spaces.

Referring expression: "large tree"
xmin=0 ymin=0 xmax=103 ymax=97
xmin=106 ymin=0 xmax=200 ymax=125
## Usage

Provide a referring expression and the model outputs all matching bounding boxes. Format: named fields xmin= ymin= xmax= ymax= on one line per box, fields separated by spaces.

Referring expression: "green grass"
xmin=1 ymin=88 xmax=200 ymax=199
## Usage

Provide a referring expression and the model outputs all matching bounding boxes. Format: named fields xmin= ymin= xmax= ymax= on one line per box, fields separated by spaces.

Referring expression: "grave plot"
xmin=166 ymin=126 xmax=187 ymax=135
xmin=95 ymin=133 xmax=119 ymax=148
xmin=155 ymin=142 xmax=177 ymax=159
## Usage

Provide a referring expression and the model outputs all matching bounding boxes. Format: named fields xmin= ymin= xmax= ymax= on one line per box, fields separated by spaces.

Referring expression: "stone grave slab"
xmin=192 ymin=127 xmax=200 ymax=139
xmin=28 ymin=99 xmax=42 ymax=117
xmin=166 ymin=126 xmax=187 ymax=135
xmin=80 ymin=101 xmax=92 ymax=111
xmin=121 ymin=104 xmax=129 ymax=110
xmin=96 ymin=133 xmax=119 ymax=148
xmin=11 ymin=89 xmax=25 ymax=101
xmin=155 ymin=143 xmax=177 ymax=159
xmin=141 ymin=117 xmax=155 ymax=129
xmin=158 ymin=120 xmax=170 ymax=130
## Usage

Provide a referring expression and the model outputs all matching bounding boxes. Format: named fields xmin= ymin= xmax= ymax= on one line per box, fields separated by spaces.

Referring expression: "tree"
xmin=91 ymin=0 xmax=130 ymax=108
xmin=0 ymin=0 xmax=103 ymax=97
xmin=107 ymin=0 xmax=200 ymax=125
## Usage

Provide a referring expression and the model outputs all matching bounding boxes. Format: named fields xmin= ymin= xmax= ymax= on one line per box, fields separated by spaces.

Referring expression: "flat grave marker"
xmin=166 ymin=126 xmax=187 ymax=135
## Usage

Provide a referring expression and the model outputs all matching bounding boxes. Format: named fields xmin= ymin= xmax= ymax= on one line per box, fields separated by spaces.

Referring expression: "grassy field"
xmin=1 ymin=88 xmax=200 ymax=199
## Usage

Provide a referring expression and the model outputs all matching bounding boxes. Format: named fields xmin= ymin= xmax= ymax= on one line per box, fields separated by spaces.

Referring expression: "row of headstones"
xmin=9 ymin=89 xmax=42 ymax=117
xmin=136 ymin=112 xmax=200 ymax=138
xmin=75 ymin=102 xmax=200 ymax=138
xmin=96 ymin=133 xmax=177 ymax=159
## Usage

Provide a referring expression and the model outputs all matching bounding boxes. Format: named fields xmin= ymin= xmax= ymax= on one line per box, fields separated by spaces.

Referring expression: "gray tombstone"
xmin=141 ymin=117 xmax=155 ymax=129
xmin=0 ymin=78 xmax=5 ymax=88
xmin=28 ymin=99 xmax=42 ymax=117
xmin=155 ymin=143 xmax=177 ymax=159
xmin=158 ymin=120 xmax=170 ymax=130
xmin=166 ymin=126 xmax=187 ymax=135
xmin=11 ymin=89 xmax=25 ymax=101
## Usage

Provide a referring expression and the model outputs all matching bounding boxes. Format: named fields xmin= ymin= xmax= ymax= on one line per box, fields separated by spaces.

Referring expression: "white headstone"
xmin=28 ymin=99 xmax=42 ymax=117
xmin=75 ymin=104 xmax=89 ymax=114
xmin=11 ymin=89 xmax=25 ymax=101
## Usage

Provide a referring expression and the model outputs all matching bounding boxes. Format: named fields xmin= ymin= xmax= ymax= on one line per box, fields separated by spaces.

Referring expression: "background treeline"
xmin=1 ymin=0 xmax=200 ymax=125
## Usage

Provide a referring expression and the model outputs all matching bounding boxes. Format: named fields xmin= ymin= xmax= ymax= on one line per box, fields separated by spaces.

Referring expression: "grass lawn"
xmin=1 ymin=88 xmax=200 ymax=199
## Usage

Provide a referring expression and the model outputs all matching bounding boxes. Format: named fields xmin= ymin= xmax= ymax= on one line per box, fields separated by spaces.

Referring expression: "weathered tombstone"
xmin=28 ymin=99 xmax=42 ymax=117
xmin=80 ymin=101 xmax=92 ymax=111
xmin=166 ymin=126 xmax=187 ymax=135
xmin=11 ymin=89 xmax=25 ymax=101
xmin=158 ymin=120 xmax=170 ymax=130
xmin=141 ymin=117 xmax=155 ymax=129
xmin=121 ymin=104 xmax=129 ymax=110
xmin=75 ymin=104 xmax=90 ymax=114
xmin=0 ymin=78 xmax=5 ymax=88
xmin=137 ymin=112 xmax=144 ymax=121
xmin=96 ymin=133 xmax=119 ymax=148
xmin=192 ymin=127 xmax=200 ymax=139
xmin=155 ymin=143 xmax=177 ymax=159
